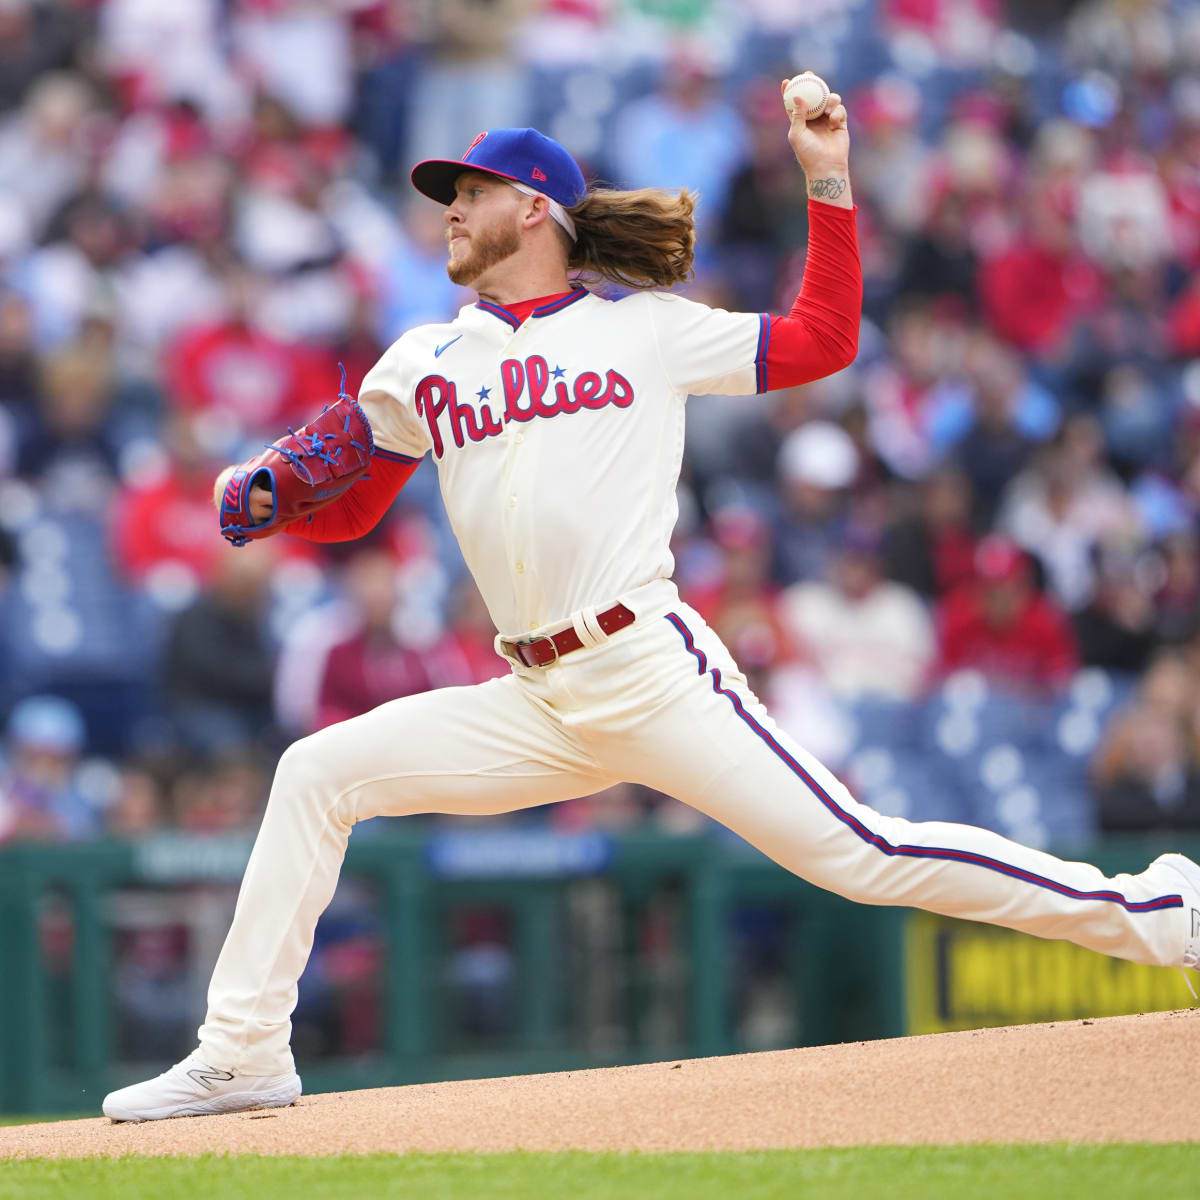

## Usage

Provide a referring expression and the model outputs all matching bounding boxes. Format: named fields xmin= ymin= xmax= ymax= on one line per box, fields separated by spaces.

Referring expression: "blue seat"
xmin=848 ymin=747 xmax=968 ymax=824
xmin=969 ymin=783 xmax=1048 ymax=846
xmin=920 ymin=685 xmax=1045 ymax=758
xmin=0 ymin=513 xmax=165 ymax=754
xmin=1020 ymin=754 xmax=1097 ymax=844
xmin=848 ymin=697 xmax=922 ymax=751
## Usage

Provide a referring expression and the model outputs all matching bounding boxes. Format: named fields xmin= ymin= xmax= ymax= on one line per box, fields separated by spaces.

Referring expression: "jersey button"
xmin=515 ymin=561 xmax=525 ymax=573
xmin=508 ymin=494 xmax=517 ymax=507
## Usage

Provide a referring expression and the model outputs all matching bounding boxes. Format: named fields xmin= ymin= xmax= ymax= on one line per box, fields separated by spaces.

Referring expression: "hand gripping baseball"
xmin=780 ymin=75 xmax=850 ymax=182
xmin=218 ymin=367 xmax=376 ymax=546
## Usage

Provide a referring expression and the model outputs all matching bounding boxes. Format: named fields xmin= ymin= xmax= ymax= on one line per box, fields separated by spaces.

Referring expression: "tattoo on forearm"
xmin=807 ymin=177 xmax=848 ymax=199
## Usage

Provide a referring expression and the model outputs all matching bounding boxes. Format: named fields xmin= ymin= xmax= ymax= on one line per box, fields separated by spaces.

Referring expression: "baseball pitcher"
xmin=103 ymin=84 xmax=1200 ymax=1121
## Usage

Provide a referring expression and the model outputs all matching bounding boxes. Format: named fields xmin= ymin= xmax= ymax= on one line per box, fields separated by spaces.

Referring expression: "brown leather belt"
xmin=501 ymin=603 xmax=636 ymax=668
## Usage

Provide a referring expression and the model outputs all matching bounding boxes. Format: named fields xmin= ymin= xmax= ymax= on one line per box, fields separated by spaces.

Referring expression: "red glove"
xmin=219 ymin=372 xmax=375 ymax=547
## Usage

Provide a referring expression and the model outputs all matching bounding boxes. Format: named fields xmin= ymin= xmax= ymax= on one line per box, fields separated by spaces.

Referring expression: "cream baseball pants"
xmin=198 ymin=582 xmax=1188 ymax=1073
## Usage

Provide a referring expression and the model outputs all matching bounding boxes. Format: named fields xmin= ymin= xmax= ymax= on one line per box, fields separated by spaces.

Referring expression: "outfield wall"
xmin=1 ymin=831 xmax=1194 ymax=1114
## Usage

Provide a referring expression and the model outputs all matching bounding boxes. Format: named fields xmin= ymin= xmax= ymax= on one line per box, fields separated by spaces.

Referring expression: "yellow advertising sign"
xmin=905 ymin=912 xmax=1195 ymax=1035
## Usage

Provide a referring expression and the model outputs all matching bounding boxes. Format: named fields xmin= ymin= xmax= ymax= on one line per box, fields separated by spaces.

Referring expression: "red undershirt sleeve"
xmin=760 ymin=201 xmax=862 ymax=392
xmin=284 ymin=452 xmax=420 ymax=543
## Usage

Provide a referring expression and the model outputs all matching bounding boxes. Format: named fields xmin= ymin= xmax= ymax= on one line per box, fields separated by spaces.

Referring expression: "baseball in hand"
xmin=783 ymin=72 xmax=830 ymax=122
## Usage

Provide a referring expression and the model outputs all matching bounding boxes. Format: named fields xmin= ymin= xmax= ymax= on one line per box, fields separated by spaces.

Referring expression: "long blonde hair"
xmin=565 ymin=187 xmax=697 ymax=290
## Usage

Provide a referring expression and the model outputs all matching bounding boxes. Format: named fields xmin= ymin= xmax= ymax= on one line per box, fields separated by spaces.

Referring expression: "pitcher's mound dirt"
xmin=3 ymin=1008 xmax=1197 ymax=1159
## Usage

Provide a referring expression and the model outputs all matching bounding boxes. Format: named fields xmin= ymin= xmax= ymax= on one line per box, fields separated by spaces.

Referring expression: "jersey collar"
xmin=474 ymin=286 xmax=589 ymax=330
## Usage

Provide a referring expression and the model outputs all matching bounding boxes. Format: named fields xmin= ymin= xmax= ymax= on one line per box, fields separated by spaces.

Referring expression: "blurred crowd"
xmin=2 ymin=0 xmax=1200 ymax=850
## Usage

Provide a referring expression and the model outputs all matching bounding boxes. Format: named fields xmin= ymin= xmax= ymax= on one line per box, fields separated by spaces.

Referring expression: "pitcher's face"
xmin=444 ymin=172 xmax=524 ymax=287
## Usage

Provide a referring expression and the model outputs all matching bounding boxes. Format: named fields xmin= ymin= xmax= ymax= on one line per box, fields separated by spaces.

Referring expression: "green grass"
xmin=0 ymin=1146 xmax=1196 ymax=1200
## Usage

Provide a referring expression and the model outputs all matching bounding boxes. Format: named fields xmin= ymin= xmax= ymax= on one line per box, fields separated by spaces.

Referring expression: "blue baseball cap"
xmin=411 ymin=128 xmax=588 ymax=210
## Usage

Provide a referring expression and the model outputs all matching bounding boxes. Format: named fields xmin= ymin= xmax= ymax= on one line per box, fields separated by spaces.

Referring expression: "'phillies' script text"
xmin=415 ymin=356 xmax=634 ymax=458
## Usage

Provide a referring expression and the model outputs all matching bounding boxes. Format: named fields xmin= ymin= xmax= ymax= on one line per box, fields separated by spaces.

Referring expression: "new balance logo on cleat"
xmin=187 ymin=1066 xmax=235 ymax=1092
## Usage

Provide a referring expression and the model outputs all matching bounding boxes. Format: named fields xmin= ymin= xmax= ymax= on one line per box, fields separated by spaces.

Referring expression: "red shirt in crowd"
xmin=113 ymin=464 xmax=316 ymax=585
xmin=315 ymin=633 xmax=432 ymax=730
xmin=936 ymin=582 xmax=1079 ymax=691
xmin=978 ymin=242 xmax=1103 ymax=356
xmin=112 ymin=470 xmax=229 ymax=584
xmin=166 ymin=321 xmax=333 ymax=434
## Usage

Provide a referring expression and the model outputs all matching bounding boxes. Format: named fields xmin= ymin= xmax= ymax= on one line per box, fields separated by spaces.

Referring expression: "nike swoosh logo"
xmin=434 ymin=334 xmax=463 ymax=358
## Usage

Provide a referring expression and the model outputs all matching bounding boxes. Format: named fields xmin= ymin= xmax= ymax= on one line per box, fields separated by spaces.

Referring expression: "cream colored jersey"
xmin=360 ymin=288 xmax=770 ymax=637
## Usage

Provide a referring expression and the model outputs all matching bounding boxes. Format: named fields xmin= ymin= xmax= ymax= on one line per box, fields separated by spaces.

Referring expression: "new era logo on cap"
xmin=410 ymin=128 xmax=588 ymax=210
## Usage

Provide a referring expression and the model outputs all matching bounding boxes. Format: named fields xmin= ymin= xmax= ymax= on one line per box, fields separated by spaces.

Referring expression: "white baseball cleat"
xmin=1147 ymin=853 xmax=1200 ymax=970
xmin=102 ymin=1049 xmax=301 ymax=1122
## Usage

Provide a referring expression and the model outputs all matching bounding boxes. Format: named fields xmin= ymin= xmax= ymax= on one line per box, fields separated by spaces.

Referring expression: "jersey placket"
xmin=492 ymin=318 xmax=543 ymax=632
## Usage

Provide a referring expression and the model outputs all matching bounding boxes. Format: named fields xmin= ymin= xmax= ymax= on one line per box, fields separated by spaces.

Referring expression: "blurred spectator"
xmin=951 ymin=332 xmax=1052 ymax=527
xmin=0 ymin=3 xmax=85 ymax=114
xmin=162 ymin=545 xmax=279 ymax=755
xmin=15 ymin=191 xmax=130 ymax=350
xmin=769 ymin=421 xmax=859 ymax=585
xmin=95 ymin=0 xmax=245 ymax=123
xmin=233 ymin=2 xmax=354 ymax=128
xmin=0 ymin=522 xmax=14 ymax=586
xmin=882 ymin=0 xmax=1002 ymax=67
xmin=687 ymin=507 xmax=794 ymax=669
xmin=0 ymin=0 xmax=1192 ymax=852
xmin=782 ymin=526 xmax=935 ymax=701
xmin=1154 ymin=529 xmax=1200 ymax=644
xmin=882 ymin=464 xmax=978 ymax=602
xmin=610 ymin=47 xmax=746 ymax=236
xmin=862 ymin=300 xmax=966 ymax=479
xmin=848 ymin=75 xmax=931 ymax=239
xmin=553 ymin=781 xmax=666 ymax=835
xmin=0 ymin=695 xmax=97 ymax=843
xmin=17 ymin=337 xmax=120 ymax=502
xmin=1169 ymin=275 xmax=1200 ymax=357
xmin=1094 ymin=362 xmax=1173 ymax=475
xmin=0 ymin=71 xmax=94 ymax=239
xmin=716 ymin=383 xmax=821 ymax=503
xmin=1072 ymin=542 xmax=1159 ymax=673
xmin=113 ymin=144 xmax=234 ymax=359
xmin=373 ymin=199 xmax=471 ymax=342
xmin=105 ymin=763 xmax=167 ymax=838
xmin=894 ymin=184 xmax=977 ymax=305
xmin=424 ymin=578 xmax=510 ymax=688
xmin=998 ymin=414 xmax=1140 ymax=610
xmin=164 ymin=264 xmax=330 ymax=446
xmin=1091 ymin=652 xmax=1200 ymax=833
xmin=936 ymin=535 xmax=1079 ymax=692
xmin=934 ymin=114 xmax=1016 ymax=246
xmin=403 ymin=0 xmax=532 ymax=167
xmin=315 ymin=549 xmax=432 ymax=730
xmin=1078 ymin=159 xmax=1172 ymax=274
xmin=0 ymin=289 xmax=37 ymax=412
xmin=718 ymin=81 xmax=810 ymax=311
xmin=977 ymin=188 xmax=1104 ymax=358
xmin=111 ymin=414 xmax=231 ymax=594
xmin=1064 ymin=263 xmax=1173 ymax=411
xmin=172 ymin=753 xmax=268 ymax=833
